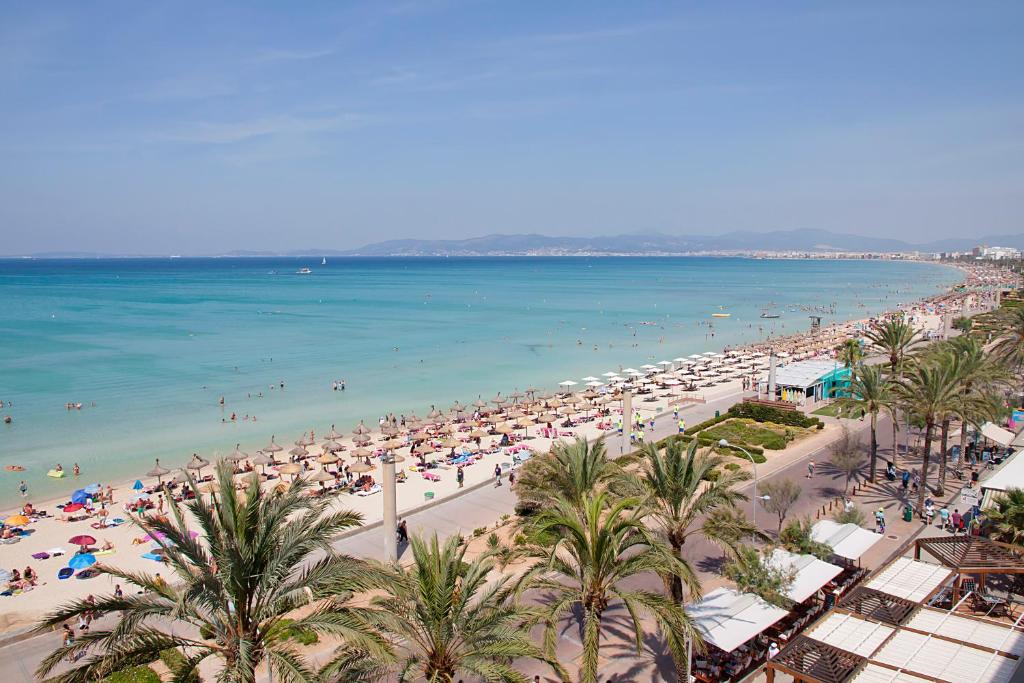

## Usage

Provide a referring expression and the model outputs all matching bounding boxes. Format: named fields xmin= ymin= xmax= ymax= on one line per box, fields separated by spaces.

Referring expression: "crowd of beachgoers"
xmin=0 ymin=259 xmax=1015 ymax=633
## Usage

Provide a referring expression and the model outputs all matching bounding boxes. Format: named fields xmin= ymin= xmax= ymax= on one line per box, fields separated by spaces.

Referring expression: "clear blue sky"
xmin=1 ymin=1 xmax=1022 ymax=254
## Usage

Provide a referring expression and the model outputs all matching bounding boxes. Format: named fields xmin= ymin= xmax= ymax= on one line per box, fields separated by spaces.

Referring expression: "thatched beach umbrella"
xmin=427 ymin=406 xmax=443 ymax=421
xmin=322 ymin=439 xmax=344 ymax=453
xmin=472 ymin=398 xmax=487 ymax=409
xmin=278 ymin=463 xmax=302 ymax=478
xmin=225 ymin=445 xmax=249 ymax=464
xmin=252 ymin=452 xmax=276 ymax=471
xmin=352 ymin=421 xmax=371 ymax=436
xmin=348 ymin=461 xmax=374 ymax=474
xmin=381 ymin=424 xmax=400 ymax=437
xmin=146 ymin=459 xmax=170 ymax=484
xmin=317 ymin=452 xmax=339 ymax=466
xmin=172 ymin=469 xmax=189 ymax=484
xmin=351 ymin=447 xmax=373 ymax=459
xmin=352 ymin=434 xmax=372 ymax=446
xmin=186 ymin=453 xmax=210 ymax=475
xmin=494 ymin=423 xmax=515 ymax=435
xmin=469 ymin=428 xmax=488 ymax=439
xmin=381 ymin=440 xmax=404 ymax=451
xmin=325 ymin=424 xmax=344 ymax=441
xmin=264 ymin=436 xmax=283 ymax=453
xmin=289 ymin=446 xmax=308 ymax=459
xmin=310 ymin=468 xmax=336 ymax=486
xmin=450 ymin=401 xmax=466 ymax=414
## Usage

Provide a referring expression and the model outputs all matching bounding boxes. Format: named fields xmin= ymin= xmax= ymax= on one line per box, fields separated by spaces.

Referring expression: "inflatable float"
xmin=47 ymin=469 xmax=65 ymax=478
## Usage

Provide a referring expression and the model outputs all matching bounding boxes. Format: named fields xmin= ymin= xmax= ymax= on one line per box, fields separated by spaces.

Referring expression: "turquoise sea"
xmin=0 ymin=257 xmax=960 ymax=506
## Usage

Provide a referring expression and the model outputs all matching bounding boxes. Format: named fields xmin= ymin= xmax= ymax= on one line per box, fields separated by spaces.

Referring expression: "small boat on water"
xmin=760 ymin=311 xmax=781 ymax=319
xmin=321 ymin=257 xmax=327 ymax=265
xmin=297 ymin=267 xmax=312 ymax=274
xmin=711 ymin=313 xmax=731 ymax=318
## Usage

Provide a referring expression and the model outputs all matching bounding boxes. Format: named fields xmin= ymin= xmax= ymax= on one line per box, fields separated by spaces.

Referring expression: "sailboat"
xmin=322 ymin=257 xmax=327 ymax=266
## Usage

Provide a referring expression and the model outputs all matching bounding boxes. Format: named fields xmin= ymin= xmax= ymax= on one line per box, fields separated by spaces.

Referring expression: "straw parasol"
xmin=469 ymin=428 xmax=489 ymax=439
xmin=352 ymin=421 xmax=371 ymax=435
xmin=450 ymin=401 xmax=466 ymax=414
xmin=253 ymin=452 xmax=276 ymax=467
xmin=427 ymin=406 xmax=443 ymax=421
xmin=350 ymin=447 xmax=374 ymax=459
xmin=225 ymin=445 xmax=249 ymax=464
xmin=278 ymin=463 xmax=302 ymax=476
xmin=494 ymin=423 xmax=515 ymax=434
xmin=326 ymin=424 xmax=344 ymax=441
xmin=440 ymin=438 xmax=461 ymax=449
xmin=322 ymin=439 xmax=344 ymax=453
xmin=348 ymin=461 xmax=374 ymax=474
xmin=172 ymin=470 xmax=190 ymax=484
xmin=264 ymin=436 xmax=283 ymax=453
xmin=310 ymin=468 xmax=336 ymax=484
xmin=317 ymin=452 xmax=339 ymax=465
xmin=472 ymin=398 xmax=487 ymax=409
xmin=536 ymin=412 xmax=558 ymax=423
xmin=186 ymin=453 xmax=210 ymax=473
xmin=352 ymin=434 xmax=372 ymax=446
xmin=289 ymin=446 xmax=308 ymax=458
xmin=146 ymin=459 xmax=170 ymax=483
xmin=381 ymin=440 xmax=404 ymax=451
xmin=199 ymin=481 xmax=220 ymax=495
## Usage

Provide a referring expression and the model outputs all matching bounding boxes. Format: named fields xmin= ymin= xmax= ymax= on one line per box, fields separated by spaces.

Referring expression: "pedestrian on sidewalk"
xmin=494 ymin=464 xmax=502 ymax=487
xmin=874 ymin=507 xmax=886 ymax=534
xmin=924 ymin=498 xmax=935 ymax=525
xmin=939 ymin=504 xmax=950 ymax=530
xmin=901 ymin=469 xmax=910 ymax=493
xmin=456 ymin=466 xmax=464 ymax=488
xmin=678 ymin=418 xmax=685 ymax=434
xmin=951 ymin=508 xmax=962 ymax=534
xmin=807 ymin=461 xmax=815 ymax=479
xmin=509 ymin=469 xmax=516 ymax=488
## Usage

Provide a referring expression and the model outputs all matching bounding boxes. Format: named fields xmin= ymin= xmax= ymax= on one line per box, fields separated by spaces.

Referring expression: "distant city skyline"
xmin=2 ymin=1 xmax=1022 ymax=255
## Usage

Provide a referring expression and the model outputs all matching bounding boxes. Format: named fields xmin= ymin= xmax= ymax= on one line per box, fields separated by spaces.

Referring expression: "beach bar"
xmin=758 ymin=359 xmax=851 ymax=406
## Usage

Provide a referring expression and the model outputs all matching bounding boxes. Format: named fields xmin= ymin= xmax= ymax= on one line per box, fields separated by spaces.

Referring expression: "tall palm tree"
xmin=519 ymin=493 xmax=699 ymax=683
xmin=831 ymin=364 xmax=898 ymax=483
xmin=984 ymin=488 xmax=1024 ymax=548
xmin=633 ymin=439 xmax=754 ymax=604
xmin=992 ymin=307 xmax=1024 ymax=374
xmin=866 ymin=318 xmax=921 ymax=373
xmin=36 ymin=461 xmax=371 ymax=683
xmin=836 ymin=338 xmax=864 ymax=376
xmin=322 ymin=533 xmax=562 ymax=683
xmin=896 ymin=360 xmax=960 ymax=513
xmin=514 ymin=436 xmax=628 ymax=513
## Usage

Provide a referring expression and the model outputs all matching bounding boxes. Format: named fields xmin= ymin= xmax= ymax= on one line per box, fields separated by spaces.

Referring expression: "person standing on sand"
xmin=807 ymin=461 xmax=815 ymax=478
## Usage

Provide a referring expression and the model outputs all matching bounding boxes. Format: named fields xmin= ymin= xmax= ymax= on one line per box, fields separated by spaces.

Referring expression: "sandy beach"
xmin=0 ymin=261 xmax=1006 ymax=636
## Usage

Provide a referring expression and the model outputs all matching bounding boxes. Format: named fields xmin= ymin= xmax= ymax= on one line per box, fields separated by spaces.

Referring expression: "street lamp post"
xmin=719 ymin=439 xmax=769 ymax=539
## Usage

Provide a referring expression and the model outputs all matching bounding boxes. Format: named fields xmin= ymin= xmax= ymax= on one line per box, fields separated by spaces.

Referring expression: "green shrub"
xmin=269 ymin=618 xmax=320 ymax=646
xmin=472 ymin=526 xmax=488 ymax=537
xmin=103 ymin=666 xmax=161 ymax=683
xmin=513 ymin=532 xmax=528 ymax=546
xmin=724 ymin=463 xmax=740 ymax=471
xmin=728 ymin=402 xmax=823 ymax=429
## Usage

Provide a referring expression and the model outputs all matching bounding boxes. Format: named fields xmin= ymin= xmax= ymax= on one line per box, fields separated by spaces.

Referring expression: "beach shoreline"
xmin=0 ymin=260 xmax=979 ymax=523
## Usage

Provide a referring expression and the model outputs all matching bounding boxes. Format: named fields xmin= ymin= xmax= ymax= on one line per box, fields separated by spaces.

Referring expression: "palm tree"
xmin=519 ymin=493 xmax=699 ymax=683
xmin=836 ymin=338 xmax=864 ymax=375
xmin=992 ymin=307 xmax=1024 ymax=374
xmin=633 ymin=439 xmax=754 ymax=604
xmin=895 ymin=360 xmax=960 ymax=513
xmin=866 ymin=317 xmax=921 ymax=373
xmin=514 ymin=436 xmax=628 ymax=513
xmin=831 ymin=364 xmax=898 ymax=483
xmin=322 ymin=533 xmax=562 ymax=683
xmin=984 ymin=488 xmax=1024 ymax=548
xmin=36 ymin=461 xmax=370 ymax=683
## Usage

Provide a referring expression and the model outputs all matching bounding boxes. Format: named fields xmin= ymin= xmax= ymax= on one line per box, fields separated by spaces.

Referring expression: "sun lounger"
xmin=422 ymin=472 xmax=441 ymax=482
xmin=355 ymin=484 xmax=382 ymax=497
xmin=141 ymin=552 xmax=165 ymax=562
xmin=57 ymin=567 xmax=74 ymax=580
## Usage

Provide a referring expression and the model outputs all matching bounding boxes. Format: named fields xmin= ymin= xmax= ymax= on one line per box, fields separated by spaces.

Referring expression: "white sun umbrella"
xmin=581 ymin=376 xmax=600 ymax=382
xmin=622 ymin=367 xmax=639 ymax=374
xmin=606 ymin=374 xmax=625 ymax=383
xmin=687 ymin=354 xmax=702 ymax=360
xmin=702 ymin=351 xmax=717 ymax=357
xmin=658 ymin=360 xmax=673 ymax=367
xmin=629 ymin=370 xmax=645 ymax=377
xmin=602 ymin=371 xmax=620 ymax=378
xmin=673 ymin=357 xmax=687 ymax=363
xmin=641 ymin=364 xmax=657 ymax=371
xmin=558 ymin=380 xmax=578 ymax=388
xmin=585 ymin=380 xmax=604 ymax=388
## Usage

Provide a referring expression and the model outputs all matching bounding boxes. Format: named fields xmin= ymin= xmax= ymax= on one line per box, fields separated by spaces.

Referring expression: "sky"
xmin=1 ymin=1 xmax=1022 ymax=255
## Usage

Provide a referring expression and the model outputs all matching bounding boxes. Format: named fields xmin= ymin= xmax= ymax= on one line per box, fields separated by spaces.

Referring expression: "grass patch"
xmin=812 ymin=403 xmax=863 ymax=418
xmin=701 ymin=418 xmax=792 ymax=450
xmin=103 ymin=666 xmax=161 ymax=683
xmin=160 ymin=648 xmax=199 ymax=683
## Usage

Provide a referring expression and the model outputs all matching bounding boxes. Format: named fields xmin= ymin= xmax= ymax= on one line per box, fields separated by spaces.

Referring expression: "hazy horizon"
xmin=3 ymin=1 xmax=1022 ymax=254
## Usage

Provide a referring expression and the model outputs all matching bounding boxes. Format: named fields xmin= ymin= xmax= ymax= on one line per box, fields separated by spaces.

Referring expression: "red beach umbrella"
xmin=62 ymin=504 xmax=85 ymax=513
xmin=68 ymin=534 xmax=96 ymax=546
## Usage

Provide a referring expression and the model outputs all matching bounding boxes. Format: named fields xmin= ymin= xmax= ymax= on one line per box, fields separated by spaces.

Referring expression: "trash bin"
xmin=715 ymin=410 xmax=720 ymax=418
xmin=903 ymin=504 xmax=913 ymax=522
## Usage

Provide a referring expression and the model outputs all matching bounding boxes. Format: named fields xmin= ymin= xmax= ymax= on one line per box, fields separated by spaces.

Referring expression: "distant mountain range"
xmin=9 ymin=229 xmax=1022 ymax=258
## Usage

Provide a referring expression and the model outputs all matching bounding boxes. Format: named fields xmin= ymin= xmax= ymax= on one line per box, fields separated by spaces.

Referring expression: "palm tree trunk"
xmin=936 ymin=419 xmax=950 ymax=494
xmin=581 ymin=607 xmax=603 ymax=683
xmin=892 ymin=413 xmax=899 ymax=466
xmin=869 ymin=411 xmax=878 ymax=484
xmin=917 ymin=420 xmax=934 ymax=514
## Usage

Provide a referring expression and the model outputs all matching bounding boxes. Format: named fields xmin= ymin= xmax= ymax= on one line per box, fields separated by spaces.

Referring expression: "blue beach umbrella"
xmin=68 ymin=554 xmax=96 ymax=570
xmin=83 ymin=483 xmax=102 ymax=495
xmin=128 ymin=492 xmax=150 ymax=503
xmin=71 ymin=489 xmax=89 ymax=504
xmin=132 ymin=479 xmax=144 ymax=491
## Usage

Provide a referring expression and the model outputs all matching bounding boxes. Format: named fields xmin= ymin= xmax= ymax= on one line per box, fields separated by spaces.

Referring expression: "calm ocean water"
xmin=0 ymin=257 xmax=959 ymax=505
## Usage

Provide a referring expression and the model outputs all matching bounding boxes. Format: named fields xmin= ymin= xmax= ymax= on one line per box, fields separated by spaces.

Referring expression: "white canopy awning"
xmin=865 ymin=557 xmax=952 ymax=603
xmin=811 ymin=520 xmax=882 ymax=561
xmin=767 ymin=549 xmax=844 ymax=604
xmin=981 ymin=448 xmax=1024 ymax=494
xmin=686 ymin=587 xmax=789 ymax=653
xmin=981 ymin=422 xmax=1015 ymax=447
